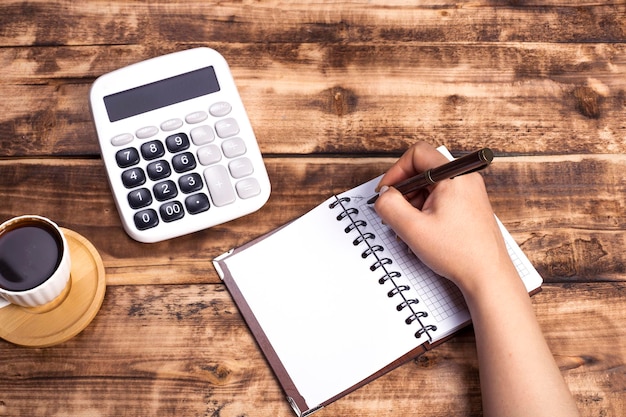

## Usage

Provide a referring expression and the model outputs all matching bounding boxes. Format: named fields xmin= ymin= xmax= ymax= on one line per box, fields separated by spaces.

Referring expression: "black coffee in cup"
xmin=0 ymin=218 xmax=64 ymax=292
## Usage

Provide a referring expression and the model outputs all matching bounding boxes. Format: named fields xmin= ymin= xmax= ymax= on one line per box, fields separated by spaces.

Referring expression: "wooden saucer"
xmin=0 ymin=228 xmax=106 ymax=347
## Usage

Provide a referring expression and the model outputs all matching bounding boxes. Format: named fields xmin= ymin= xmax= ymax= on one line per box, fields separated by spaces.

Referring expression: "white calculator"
xmin=90 ymin=48 xmax=271 ymax=243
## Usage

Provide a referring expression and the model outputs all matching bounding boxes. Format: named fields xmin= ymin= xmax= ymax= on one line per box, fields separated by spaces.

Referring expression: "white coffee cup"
xmin=0 ymin=215 xmax=71 ymax=309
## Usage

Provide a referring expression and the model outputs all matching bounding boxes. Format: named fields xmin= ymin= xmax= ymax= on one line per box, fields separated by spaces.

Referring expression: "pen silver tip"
xmin=366 ymin=194 xmax=378 ymax=204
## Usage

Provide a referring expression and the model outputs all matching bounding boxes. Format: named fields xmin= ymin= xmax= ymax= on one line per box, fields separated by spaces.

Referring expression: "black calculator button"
xmin=141 ymin=140 xmax=165 ymax=160
xmin=116 ymin=147 xmax=140 ymax=168
xmin=160 ymin=201 xmax=185 ymax=222
xmin=147 ymin=160 xmax=172 ymax=181
xmin=178 ymin=173 xmax=203 ymax=194
xmin=165 ymin=133 xmax=190 ymax=153
xmin=128 ymin=188 xmax=152 ymax=209
xmin=185 ymin=193 xmax=210 ymax=215
xmin=172 ymin=152 xmax=197 ymax=173
xmin=134 ymin=209 xmax=159 ymax=230
xmin=121 ymin=167 xmax=146 ymax=188
xmin=153 ymin=180 xmax=178 ymax=201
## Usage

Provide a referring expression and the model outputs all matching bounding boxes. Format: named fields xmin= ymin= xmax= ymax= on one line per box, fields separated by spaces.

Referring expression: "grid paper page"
xmin=496 ymin=217 xmax=543 ymax=292
xmin=360 ymin=203 xmax=466 ymax=323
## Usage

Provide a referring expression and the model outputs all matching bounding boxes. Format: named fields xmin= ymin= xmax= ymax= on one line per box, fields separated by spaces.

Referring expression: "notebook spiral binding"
xmin=329 ymin=196 xmax=437 ymax=340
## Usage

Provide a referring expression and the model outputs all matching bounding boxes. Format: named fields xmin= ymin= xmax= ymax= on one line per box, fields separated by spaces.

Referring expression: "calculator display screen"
xmin=103 ymin=66 xmax=220 ymax=122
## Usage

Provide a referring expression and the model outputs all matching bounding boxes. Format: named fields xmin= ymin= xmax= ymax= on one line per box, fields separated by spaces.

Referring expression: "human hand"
xmin=374 ymin=142 xmax=515 ymax=295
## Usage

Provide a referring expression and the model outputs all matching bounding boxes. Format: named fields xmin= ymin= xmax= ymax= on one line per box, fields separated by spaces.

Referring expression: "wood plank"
xmin=0 ymin=156 xmax=623 ymax=284
xmin=1 ymin=42 xmax=624 ymax=157
xmin=1 ymin=1 xmax=624 ymax=47
xmin=0 ymin=283 xmax=623 ymax=416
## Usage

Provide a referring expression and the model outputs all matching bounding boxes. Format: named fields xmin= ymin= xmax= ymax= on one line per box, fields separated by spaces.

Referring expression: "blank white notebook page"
xmin=222 ymin=196 xmax=430 ymax=409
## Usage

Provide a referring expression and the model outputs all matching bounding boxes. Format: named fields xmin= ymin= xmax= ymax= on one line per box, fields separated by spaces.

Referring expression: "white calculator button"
xmin=136 ymin=126 xmax=159 ymax=139
xmin=209 ymin=101 xmax=232 ymax=117
xmin=111 ymin=133 xmax=134 ymax=146
xmin=215 ymin=118 xmax=240 ymax=138
xmin=197 ymin=144 xmax=222 ymax=166
xmin=185 ymin=111 xmax=208 ymax=124
xmin=236 ymin=178 xmax=261 ymax=199
xmin=160 ymin=118 xmax=183 ymax=131
xmin=222 ymin=137 xmax=246 ymax=158
xmin=190 ymin=125 xmax=215 ymax=145
xmin=229 ymin=157 xmax=254 ymax=179
xmin=204 ymin=165 xmax=236 ymax=207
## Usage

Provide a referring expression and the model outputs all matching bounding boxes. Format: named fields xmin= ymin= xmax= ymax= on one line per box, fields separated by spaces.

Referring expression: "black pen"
xmin=367 ymin=148 xmax=494 ymax=204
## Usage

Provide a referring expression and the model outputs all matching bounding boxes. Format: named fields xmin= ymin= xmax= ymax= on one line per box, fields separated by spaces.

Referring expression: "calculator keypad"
xmin=111 ymin=102 xmax=262 ymax=232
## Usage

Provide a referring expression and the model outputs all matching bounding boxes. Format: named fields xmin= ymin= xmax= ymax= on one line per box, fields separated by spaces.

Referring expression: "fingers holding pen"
xmin=375 ymin=141 xmax=450 ymax=192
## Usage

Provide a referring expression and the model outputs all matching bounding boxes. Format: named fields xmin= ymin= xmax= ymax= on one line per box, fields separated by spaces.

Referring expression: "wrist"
xmin=457 ymin=258 xmax=527 ymax=308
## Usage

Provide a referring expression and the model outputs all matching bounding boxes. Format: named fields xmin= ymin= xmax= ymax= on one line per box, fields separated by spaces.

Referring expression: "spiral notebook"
xmin=213 ymin=148 xmax=543 ymax=417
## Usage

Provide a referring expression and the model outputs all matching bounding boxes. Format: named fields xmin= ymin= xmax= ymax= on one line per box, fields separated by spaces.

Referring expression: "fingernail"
xmin=379 ymin=185 xmax=390 ymax=195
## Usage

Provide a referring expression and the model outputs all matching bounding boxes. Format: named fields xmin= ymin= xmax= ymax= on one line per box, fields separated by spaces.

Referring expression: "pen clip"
xmin=455 ymin=161 xmax=490 ymax=176
xmin=454 ymin=148 xmax=493 ymax=176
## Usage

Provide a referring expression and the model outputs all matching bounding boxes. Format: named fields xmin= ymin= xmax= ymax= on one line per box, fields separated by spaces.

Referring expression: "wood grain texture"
xmin=0 ymin=284 xmax=624 ymax=417
xmin=1 ymin=42 xmax=625 ymax=156
xmin=0 ymin=156 xmax=623 ymax=285
xmin=0 ymin=0 xmax=624 ymax=416
xmin=1 ymin=1 xmax=624 ymax=47
xmin=0 ymin=1 xmax=625 ymax=157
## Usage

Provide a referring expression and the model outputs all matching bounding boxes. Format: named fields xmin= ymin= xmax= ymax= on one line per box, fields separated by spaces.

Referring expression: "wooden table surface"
xmin=1 ymin=1 xmax=624 ymax=416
